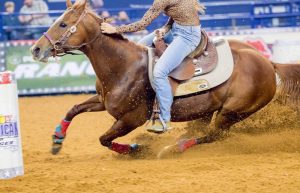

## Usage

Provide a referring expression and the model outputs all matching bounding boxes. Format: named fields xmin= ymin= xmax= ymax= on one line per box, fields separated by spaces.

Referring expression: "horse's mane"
xmin=84 ymin=7 xmax=128 ymax=41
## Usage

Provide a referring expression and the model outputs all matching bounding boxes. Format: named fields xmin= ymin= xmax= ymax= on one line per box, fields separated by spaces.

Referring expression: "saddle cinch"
xmin=147 ymin=30 xmax=234 ymax=97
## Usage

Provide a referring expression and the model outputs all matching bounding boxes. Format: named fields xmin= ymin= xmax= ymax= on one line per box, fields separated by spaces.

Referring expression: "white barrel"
xmin=0 ymin=71 xmax=24 ymax=179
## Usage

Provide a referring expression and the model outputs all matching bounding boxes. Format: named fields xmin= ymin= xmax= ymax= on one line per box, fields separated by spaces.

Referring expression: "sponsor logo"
xmin=0 ymin=115 xmax=19 ymax=151
xmin=13 ymin=60 xmax=94 ymax=80
xmin=0 ymin=122 xmax=18 ymax=137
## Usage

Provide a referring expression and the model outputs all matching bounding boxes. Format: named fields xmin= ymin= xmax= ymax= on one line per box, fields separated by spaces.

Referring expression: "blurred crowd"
xmin=3 ymin=0 xmax=52 ymax=40
xmin=2 ymin=0 xmax=132 ymax=40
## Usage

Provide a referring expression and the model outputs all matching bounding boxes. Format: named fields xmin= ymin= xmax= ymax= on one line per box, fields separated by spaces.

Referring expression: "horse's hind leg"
xmin=180 ymin=112 xmax=214 ymax=139
xmin=196 ymin=110 xmax=251 ymax=144
xmin=172 ymin=110 xmax=251 ymax=153
xmin=52 ymin=95 xmax=105 ymax=154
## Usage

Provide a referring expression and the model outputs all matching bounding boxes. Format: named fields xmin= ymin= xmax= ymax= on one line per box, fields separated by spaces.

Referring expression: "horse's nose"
xmin=31 ymin=46 xmax=41 ymax=58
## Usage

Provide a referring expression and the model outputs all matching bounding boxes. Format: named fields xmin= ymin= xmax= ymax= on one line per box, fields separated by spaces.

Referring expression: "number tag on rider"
xmin=70 ymin=26 xmax=77 ymax=33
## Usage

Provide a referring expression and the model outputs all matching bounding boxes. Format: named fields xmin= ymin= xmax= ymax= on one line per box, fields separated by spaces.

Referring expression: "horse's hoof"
xmin=51 ymin=143 xmax=63 ymax=155
xmin=157 ymin=138 xmax=198 ymax=158
xmin=130 ymin=143 xmax=139 ymax=151
xmin=129 ymin=144 xmax=143 ymax=155
xmin=128 ymin=144 xmax=152 ymax=158
xmin=157 ymin=144 xmax=180 ymax=159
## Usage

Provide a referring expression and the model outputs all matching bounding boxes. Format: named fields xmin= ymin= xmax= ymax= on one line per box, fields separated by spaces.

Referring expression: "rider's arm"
xmin=115 ymin=0 xmax=169 ymax=33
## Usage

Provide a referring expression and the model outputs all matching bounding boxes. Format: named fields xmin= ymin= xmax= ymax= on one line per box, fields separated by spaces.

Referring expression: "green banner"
xmin=5 ymin=42 xmax=96 ymax=95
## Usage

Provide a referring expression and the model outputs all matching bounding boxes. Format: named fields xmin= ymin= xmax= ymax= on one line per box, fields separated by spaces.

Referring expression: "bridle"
xmin=43 ymin=9 xmax=101 ymax=57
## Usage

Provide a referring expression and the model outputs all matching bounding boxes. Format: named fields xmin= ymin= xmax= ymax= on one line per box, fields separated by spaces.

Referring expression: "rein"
xmin=43 ymin=9 xmax=102 ymax=57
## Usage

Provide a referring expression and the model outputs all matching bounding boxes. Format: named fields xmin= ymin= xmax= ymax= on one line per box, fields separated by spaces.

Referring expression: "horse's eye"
xmin=59 ymin=22 xmax=67 ymax=28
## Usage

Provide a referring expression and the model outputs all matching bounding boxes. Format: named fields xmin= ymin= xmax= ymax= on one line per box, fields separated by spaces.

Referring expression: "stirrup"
xmin=146 ymin=114 xmax=172 ymax=134
xmin=145 ymin=98 xmax=172 ymax=133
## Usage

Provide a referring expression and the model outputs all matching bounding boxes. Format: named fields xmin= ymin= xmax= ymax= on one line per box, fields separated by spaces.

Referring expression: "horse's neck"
xmin=84 ymin=35 xmax=147 ymax=94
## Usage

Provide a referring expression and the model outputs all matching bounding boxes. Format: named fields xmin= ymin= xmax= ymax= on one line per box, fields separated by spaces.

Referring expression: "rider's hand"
xmin=101 ymin=23 xmax=117 ymax=34
xmin=155 ymin=28 xmax=167 ymax=40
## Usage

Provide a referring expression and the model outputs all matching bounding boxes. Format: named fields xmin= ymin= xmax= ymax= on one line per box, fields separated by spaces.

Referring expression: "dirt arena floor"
xmin=0 ymin=94 xmax=299 ymax=193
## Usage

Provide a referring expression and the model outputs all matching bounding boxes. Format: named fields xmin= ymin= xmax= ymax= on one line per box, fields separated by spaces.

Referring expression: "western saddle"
xmin=147 ymin=30 xmax=221 ymax=128
xmin=151 ymin=29 xmax=218 ymax=95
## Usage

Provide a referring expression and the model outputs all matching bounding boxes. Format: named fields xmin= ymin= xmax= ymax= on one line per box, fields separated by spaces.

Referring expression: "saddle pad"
xmin=147 ymin=38 xmax=234 ymax=97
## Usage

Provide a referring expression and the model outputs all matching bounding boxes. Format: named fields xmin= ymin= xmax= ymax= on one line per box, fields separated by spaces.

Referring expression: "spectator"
xmin=117 ymin=11 xmax=130 ymax=23
xmin=90 ymin=0 xmax=103 ymax=10
xmin=18 ymin=0 xmax=52 ymax=40
xmin=3 ymin=1 xmax=20 ymax=40
xmin=100 ymin=10 xmax=111 ymax=18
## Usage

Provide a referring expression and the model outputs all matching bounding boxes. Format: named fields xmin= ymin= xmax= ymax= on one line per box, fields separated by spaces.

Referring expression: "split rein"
xmin=43 ymin=9 xmax=102 ymax=57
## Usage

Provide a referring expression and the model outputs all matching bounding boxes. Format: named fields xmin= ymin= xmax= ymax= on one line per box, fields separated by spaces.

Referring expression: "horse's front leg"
xmin=52 ymin=95 xmax=105 ymax=154
xmin=99 ymin=106 xmax=147 ymax=154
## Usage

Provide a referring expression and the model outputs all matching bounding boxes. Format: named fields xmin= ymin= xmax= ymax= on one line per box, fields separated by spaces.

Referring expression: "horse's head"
xmin=31 ymin=0 xmax=101 ymax=62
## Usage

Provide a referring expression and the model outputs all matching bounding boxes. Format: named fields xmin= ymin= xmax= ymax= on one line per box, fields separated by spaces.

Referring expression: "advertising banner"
xmin=5 ymin=41 xmax=96 ymax=95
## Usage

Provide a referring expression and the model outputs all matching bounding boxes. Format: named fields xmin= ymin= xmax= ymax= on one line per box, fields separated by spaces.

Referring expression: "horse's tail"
xmin=272 ymin=62 xmax=300 ymax=105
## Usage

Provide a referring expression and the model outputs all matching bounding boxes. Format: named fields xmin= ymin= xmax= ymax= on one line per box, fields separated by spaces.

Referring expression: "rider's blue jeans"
xmin=139 ymin=23 xmax=201 ymax=122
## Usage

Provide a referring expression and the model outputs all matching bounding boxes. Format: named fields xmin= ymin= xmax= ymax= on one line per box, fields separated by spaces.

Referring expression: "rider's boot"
xmin=147 ymin=119 xmax=172 ymax=134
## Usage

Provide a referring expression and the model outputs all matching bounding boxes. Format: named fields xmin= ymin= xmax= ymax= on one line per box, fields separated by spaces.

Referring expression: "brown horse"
xmin=31 ymin=0 xmax=300 ymax=155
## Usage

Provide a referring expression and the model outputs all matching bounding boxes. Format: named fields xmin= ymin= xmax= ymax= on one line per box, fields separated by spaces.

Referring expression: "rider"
xmin=101 ymin=0 xmax=205 ymax=133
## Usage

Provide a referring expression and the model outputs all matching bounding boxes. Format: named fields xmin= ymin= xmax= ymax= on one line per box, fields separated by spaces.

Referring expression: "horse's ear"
xmin=73 ymin=0 xmax=88 ymax=12
xmin=66 ymin=0 xmax=72 ymax=8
